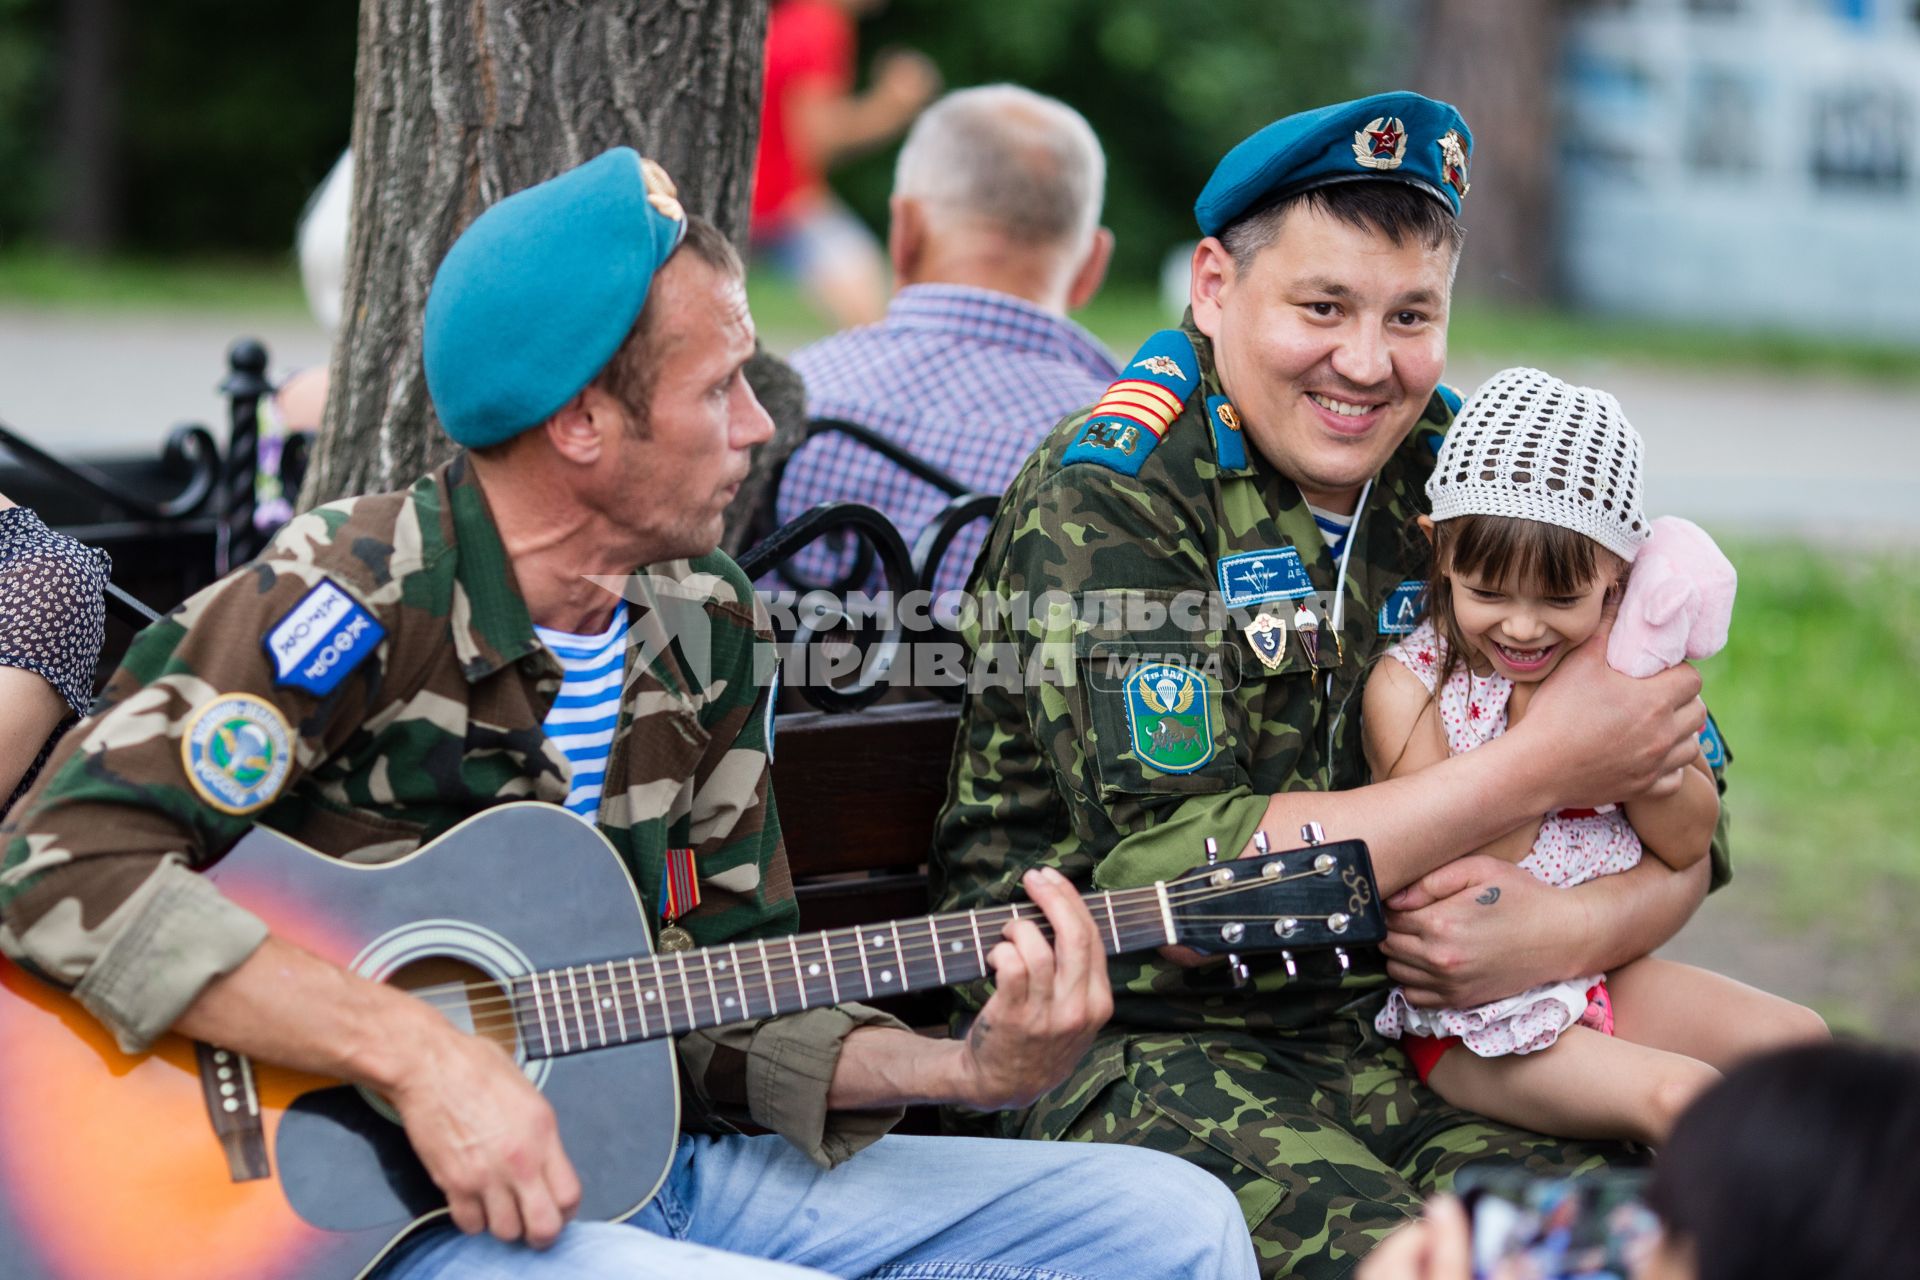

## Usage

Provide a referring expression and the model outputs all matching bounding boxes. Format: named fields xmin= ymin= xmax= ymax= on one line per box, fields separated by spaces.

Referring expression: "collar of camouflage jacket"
xmin=432 ymin=452 xmax=546 ymax=682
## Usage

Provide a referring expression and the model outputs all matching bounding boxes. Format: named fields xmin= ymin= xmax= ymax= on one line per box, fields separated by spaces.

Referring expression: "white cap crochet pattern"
xmin=1426 ymin=367 xmax=1649 ymax=562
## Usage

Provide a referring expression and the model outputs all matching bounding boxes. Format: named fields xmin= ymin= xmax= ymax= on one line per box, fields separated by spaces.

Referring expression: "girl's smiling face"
xmin=1447 ymin=562 xmax=1614 ymax=681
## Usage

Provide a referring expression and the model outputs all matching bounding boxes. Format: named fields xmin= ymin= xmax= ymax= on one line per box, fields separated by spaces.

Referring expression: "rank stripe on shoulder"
xmin=1061 ymin=328 xmax=1199 ymax=476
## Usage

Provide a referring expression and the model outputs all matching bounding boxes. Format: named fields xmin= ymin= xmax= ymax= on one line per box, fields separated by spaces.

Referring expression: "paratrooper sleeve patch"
xmin=1061 ymin=329 xmax=1200 ymax=477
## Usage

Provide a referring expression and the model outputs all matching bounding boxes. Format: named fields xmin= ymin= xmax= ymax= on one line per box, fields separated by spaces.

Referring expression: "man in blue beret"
xmin=2 ymin=147 xmax=1256 ymax=1280
xmin=932 ymin=92 xmax=1722 ymax=1275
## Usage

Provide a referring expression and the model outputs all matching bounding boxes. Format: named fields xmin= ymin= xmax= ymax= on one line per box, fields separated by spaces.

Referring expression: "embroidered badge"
xmin=1123 ymin=662 xmax=1215 ymax=774
xmin=182 ymin=694 xmax=295 ymax=815
xmin=1698 ymin=714 xmax=1729 ymax=769
xmin=1353 ymin=116 xmax=1408 ymax=170
xmin=1436 ymin=129 xmax=1471 ymax=197
xmin=1207 ymin=394 xmax=1247 ymax=471
xmin=1243 ymin=612 xmax=1289 ymax=671
xmin=1217 ymin=547 xmax=1314 ymax=608
xmin=263 ymin=578 xmax=385 ymax=698
xmin=1121 ymin=355 xmax=1182 ymax=379
xmin=1377 ymin=580 xmax=1427 ymax=635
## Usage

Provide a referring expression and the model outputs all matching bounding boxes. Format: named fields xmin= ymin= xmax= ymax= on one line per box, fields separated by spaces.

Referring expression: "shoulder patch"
xmin=182 ymin=694 xmax=295 ymax=815
xmin=1123 ymin=662 xmax=1217 ymax=774
xmin=1698 ymin=713 xmax=1730 ymax=770
xmin=1436 ymin=382 xmax=1463 ymax=416
xmin=1206 ymin=395 xmax=1247 ymax=471
xmin=263 ymin=577 xmax=386 ymax=698
xmin=1062 ymin=329 xmax=1199 ymax=476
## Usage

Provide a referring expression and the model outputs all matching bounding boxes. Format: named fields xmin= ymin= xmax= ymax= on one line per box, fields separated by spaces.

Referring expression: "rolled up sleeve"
xmin=677 ymin=1002 xmax=910 ymax=1167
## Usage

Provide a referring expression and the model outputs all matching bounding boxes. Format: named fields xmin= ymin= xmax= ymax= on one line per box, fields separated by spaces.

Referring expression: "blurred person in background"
xmin=750 ymin=0 xmax=939 ymax=328
xmin=0 ymin=492 xmax=109 ymax=812
xmin=773 ymin=83 xmax=1115 ymax=598
xmin=1357 ymin=1039 xmax=1920 ymax=1280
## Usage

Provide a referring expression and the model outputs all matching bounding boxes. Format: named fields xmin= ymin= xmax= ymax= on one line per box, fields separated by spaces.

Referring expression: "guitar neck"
xmin=509 ymin=884 xmax=1175 ymax=1059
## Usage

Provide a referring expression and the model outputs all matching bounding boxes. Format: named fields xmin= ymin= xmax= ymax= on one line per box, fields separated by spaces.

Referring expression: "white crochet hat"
xmin=1426 ymin=366 xmax=1649 ymax=561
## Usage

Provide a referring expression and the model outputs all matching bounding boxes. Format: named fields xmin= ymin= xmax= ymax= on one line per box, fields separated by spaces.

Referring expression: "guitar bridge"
xmin=194 ymin=1040 xmax=271 ymax=1182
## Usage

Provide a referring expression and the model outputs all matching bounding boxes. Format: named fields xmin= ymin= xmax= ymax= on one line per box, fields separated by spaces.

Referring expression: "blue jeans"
xmin=378 ymin=1131 xmax=1257 ymax=1279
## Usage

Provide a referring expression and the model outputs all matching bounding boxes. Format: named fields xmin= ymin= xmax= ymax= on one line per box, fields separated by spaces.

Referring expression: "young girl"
xmin=1364 ymin=366 xmax=1825 ymax=1147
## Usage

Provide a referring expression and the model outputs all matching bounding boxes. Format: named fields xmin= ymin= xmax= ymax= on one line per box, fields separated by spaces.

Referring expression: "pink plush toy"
xmin=1606 ymin=516 xmax=1737 ymax=678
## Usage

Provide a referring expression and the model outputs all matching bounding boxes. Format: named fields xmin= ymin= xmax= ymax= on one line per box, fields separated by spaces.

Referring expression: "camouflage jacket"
xmin=931 ymin=322 xmax=1732 ymax=1049
xmin=0 ymin=455 xmax=901 ymax=1167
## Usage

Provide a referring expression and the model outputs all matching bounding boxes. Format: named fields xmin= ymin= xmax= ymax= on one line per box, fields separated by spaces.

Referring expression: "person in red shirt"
xmin=751 ymin=0 xmax=938 ymax=327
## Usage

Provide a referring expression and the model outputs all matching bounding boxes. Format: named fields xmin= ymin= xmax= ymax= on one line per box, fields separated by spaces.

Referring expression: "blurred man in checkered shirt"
xmin=773 ymin=84 xmax=1117 ymax=600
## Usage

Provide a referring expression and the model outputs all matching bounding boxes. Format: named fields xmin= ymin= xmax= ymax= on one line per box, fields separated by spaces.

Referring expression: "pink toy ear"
xmin=1641 ymin=574 xmax=1696 ymax=629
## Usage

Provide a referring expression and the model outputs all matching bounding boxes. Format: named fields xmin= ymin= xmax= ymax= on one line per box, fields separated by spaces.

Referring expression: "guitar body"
xmin=0 ymin=803 xmax=678 ymax=1280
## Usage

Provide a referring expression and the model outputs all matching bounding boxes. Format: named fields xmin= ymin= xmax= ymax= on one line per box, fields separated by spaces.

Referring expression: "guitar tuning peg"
xmin=1204 ymin=836 xmax=1221 ymax=866
xmin=1252 ymin=829 xmax=1271 ymax=855
xmin=1300 ymin=822 xmax=1326 ymax=846
xmin=1281 ymin=949 xmax=1297 ymax=978
xmin=1334 ymin=947 xmax=1350 ymax=973
xmin=1229 ymin=956 xmax=1249 ymax=988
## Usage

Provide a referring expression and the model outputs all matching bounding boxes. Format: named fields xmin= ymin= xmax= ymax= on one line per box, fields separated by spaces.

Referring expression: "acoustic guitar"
xmin=0 ymin=802 xmax=1382 ymax=1280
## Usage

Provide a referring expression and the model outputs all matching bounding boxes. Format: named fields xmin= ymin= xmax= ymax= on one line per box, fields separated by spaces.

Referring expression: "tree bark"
xmin=51 ymin=0 xmax=118 ymax=253
xmin=302 ymin=0 xmax=771 ymax=508
xmin=1414 ymin=0 xmax=1566 ymax=304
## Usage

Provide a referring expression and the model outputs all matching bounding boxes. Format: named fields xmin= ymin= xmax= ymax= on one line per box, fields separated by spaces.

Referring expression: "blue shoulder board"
xmin=1061 ymin=330 xmax=1200 ymax=477
xmin=1436 ymin=381 xmax=1463 ymax=415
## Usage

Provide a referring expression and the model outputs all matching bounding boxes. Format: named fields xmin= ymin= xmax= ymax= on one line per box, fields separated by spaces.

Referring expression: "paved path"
xmin=5 ymin=306 xmax=1915 ymax=543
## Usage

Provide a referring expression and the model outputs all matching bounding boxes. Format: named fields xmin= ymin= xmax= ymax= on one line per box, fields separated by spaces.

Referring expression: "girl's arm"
xmin=1363 ymin=663 xmax=1540 ymax=862
xmin=1622 ymin=749 xmax=1718 ymax=869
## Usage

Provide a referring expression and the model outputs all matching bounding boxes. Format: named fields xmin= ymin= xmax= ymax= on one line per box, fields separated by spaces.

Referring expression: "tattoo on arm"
xmin=967 ymin=1017 xmax=991 ymax=1053
xmin=1476 ymin=887 xmax=1501 ymax=906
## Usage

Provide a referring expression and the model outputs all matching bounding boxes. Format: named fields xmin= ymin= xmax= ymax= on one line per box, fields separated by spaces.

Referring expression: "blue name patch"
xmin=263 ymin=577 xmax=386 ymax=697
xmin=1217 ymin=547 xmax=1314 ymax=608
xmin=1378 ymin=580 xmax=1427 ymax=634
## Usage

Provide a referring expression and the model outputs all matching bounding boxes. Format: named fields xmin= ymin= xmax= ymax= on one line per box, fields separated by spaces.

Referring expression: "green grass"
xmin=1698 ymin=542 xmax=1920 ymax=942
xmin=0 ymin=249 xmax=307 ymax=312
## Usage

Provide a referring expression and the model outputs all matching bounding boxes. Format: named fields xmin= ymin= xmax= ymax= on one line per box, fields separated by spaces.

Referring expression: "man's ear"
xmin=888 ymin=194 xmax=924 ymax=285
xmin=1065 ymin=227 xmax=1114 ymax=311
xmin=1189 ymin=237 xmax=1234 ymax=339
xmin=543 ymin=386 xmax=616 ymax=465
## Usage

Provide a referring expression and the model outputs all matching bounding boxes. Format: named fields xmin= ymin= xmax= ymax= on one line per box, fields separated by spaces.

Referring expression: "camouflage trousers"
xmin=1011 ymin=1005 xmax=1637 ymax=1280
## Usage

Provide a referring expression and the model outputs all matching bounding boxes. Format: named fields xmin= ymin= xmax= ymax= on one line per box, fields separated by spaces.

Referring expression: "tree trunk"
xmin=1414 ymin=0 xmax=1565 ymax=304
xmin=301 ymin=0 xmax=771 ymax=508
xmin=51 ymin=0 xmax=118 ymax=253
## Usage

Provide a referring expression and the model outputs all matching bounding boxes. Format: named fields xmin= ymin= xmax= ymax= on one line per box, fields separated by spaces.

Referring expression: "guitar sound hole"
xmin=355 ymin=957 xmax=519 ymax=1124
xmin=390 ymin=956 xmax=519 ymax=1057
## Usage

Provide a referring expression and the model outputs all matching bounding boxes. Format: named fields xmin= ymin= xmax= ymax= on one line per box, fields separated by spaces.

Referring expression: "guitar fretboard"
xmin=507 ymin=887 xmax=1175 ymax=1060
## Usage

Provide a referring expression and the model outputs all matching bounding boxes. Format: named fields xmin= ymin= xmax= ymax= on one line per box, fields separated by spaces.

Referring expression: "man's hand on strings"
xmin=955 ymin=867 xmax=1113 ymax=1110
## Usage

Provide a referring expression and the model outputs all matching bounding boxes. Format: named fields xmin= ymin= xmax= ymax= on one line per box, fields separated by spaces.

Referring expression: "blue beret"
xmin=1194 ymin=92 xmax=1472 ymax=237
xmin=423 ymin=147 xmax=688 ymax=449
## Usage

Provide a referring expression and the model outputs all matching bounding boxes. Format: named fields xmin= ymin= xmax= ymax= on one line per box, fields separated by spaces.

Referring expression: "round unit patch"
xmin=181 ymin=693 xmax=295 ymax=815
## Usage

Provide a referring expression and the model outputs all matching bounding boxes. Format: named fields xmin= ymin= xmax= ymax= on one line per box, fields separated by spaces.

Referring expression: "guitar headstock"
xmin=1165 ymin=836 xmax=1384 ymax=956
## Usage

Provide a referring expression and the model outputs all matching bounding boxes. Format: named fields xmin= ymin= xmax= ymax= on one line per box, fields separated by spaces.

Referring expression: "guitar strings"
xmin=395 ymin=869 xmax=1336 ymax=1012
xmin=400 ymin=873 xmax=1376 ymax=1039
xmin=399 ymin=871 xmax=1366 ymax=1028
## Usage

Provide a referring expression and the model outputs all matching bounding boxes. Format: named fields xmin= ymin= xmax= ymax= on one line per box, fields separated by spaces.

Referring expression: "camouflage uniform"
xmin=0 ymin=454 xmax=903 ymax=1165
xmin=932 ymin=323 xmax=1732 ymax=1278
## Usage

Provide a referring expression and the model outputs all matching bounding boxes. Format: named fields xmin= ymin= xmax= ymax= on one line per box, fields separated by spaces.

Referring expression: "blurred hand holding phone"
xmin=1458 ymin=1169 xmax=1659 ymax=1280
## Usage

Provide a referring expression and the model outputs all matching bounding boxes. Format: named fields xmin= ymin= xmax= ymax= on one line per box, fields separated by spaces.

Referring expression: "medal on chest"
xmin=657 ymin=845 xmax=700 ymax=953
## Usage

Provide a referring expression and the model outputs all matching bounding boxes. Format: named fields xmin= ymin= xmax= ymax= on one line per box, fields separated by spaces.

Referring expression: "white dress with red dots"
xmin=1372 ymin=619 xmax=1644 ymax=1058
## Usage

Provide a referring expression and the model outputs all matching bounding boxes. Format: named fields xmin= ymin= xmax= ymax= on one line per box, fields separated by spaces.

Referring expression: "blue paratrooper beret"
xmin=423 ymin=147 xmax=689 ymax=449
xmin=1194 ymin=91 xmax=1472 ymax=237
